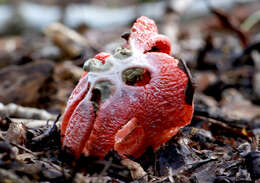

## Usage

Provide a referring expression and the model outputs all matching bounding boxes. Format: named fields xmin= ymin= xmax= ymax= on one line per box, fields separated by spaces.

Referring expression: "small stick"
xmin=0 ymin=103 xmax=56 ymax=120
xmin=0 ymin=135 xmax=36 ymax=155
xmin=45 ymin=23 xmax=90 ymax=58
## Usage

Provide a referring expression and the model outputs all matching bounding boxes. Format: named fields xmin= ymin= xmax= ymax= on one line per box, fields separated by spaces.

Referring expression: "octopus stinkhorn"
xmin=61 ymin=16 xmax=194 ymax=159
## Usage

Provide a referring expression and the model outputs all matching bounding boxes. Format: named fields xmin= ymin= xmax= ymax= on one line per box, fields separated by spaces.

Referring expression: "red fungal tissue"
xmin=61 ymin=16 xmax=194 ymax=159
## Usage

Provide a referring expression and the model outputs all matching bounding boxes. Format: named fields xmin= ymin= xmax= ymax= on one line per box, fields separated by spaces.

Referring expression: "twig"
xmin=150 ymin=176 xmax=169 ymax=183
xmin=10 ymin=118 xmax=61 ymax=129
xmin=10 ymin=142 xmax=36 ymax=154
xmin=0 ymin=103 xmax=56 ymax=120
xmin=99 ymin=158 xmax=113 ymax=176
xmin=0 ymin=135 xmax=36 ymax=155
xmin=45 ymin=23 xmax=90 ymax=58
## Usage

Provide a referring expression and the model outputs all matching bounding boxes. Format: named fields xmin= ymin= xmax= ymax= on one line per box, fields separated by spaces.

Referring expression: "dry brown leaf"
xmin=5 ymin=122 xmax=27 ymax=145
xmin=121 ymin=159 xmax=147 ymax=181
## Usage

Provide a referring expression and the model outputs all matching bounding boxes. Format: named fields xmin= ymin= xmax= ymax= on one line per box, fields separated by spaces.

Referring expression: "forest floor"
xmin=0 ymin=1 xmax=260 ymax=183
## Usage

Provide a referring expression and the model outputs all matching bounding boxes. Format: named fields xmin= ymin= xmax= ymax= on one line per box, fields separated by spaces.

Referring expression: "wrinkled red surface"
xmin=61 ymin=16 xmax=193 ymax=159
xmin=127 ymin=16 xmax=171 ymax=54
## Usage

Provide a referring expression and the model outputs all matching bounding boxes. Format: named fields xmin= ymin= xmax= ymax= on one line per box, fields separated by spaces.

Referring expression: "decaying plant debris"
xmin=0 ymin=1 xmax=260 ymax=183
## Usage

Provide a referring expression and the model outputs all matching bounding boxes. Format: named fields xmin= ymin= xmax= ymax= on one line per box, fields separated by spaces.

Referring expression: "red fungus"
xmin=61 ymin=16 xmax=194 ymax=159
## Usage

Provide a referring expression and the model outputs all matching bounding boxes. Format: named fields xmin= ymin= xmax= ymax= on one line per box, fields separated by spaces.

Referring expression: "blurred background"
xmin=0 ymin=0 xmax=260 ymax=117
